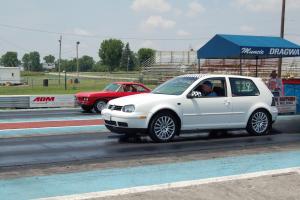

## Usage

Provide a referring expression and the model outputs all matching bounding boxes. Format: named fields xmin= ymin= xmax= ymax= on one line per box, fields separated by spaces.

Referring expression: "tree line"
xmin=0 ymin=39 xmax=155 ymax=72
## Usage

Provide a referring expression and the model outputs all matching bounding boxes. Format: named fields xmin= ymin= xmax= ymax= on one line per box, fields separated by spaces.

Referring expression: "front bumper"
xmin=76 ymin=100 xmax=93 ymax=106
xmin=105 ymin=124 xmax=147 ymax=135
xmin=102 ymin=109 xmax=149 ymax=130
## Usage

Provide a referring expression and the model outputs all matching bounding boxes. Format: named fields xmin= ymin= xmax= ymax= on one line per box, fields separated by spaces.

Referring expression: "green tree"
xmin=99 ymin=39 xmax=124 ymax=72
xmin=43 ymin=55 xmax=55 ymax=64
xmin=92 ymin=61 xmax=109 ymax=72
xmin=120 ymin=43 xmax=136 ymax=71
xmin=60 ymin=59 xmax=76 ymax=72
xmin=22 ymin=53 xmax=30 ymax=71
xmin=0 ymin=51 xmax=20 ymax=67
xmin=137 ymin=48 xmax=155 ymax=64
xmin=79 ymin=55 xmax=95 ymax=72
xmin=22 ymin=52 xmax=42 ymax=71
xmin=29 ymin=51 xmax=42 ymax=71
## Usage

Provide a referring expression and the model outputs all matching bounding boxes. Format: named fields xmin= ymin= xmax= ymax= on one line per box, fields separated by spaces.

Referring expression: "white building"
xmin=42 ymin=63 xmax=55 ymax=70
xmin=0 ymin=66 xmax=21 ymax=84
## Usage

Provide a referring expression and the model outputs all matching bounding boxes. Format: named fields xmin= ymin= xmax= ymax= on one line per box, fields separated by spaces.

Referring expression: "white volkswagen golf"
xmin=102 ymin=74 xmax=278 ymax=142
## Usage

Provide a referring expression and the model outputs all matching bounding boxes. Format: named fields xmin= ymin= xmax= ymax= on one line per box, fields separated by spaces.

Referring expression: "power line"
xmin=0 ymin=23 xmax=206 ymax=41
xmin=0 ymin=35 xmax=28 ymax=52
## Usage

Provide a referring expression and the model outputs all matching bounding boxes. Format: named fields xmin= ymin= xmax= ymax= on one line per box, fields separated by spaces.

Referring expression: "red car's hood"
xmin=75 ymin=91 xmax=111 ymax=97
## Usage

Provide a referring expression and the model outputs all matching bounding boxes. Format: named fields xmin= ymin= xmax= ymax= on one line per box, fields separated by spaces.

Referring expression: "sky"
xmin=0 ymin=0 xmax=299 ymax=61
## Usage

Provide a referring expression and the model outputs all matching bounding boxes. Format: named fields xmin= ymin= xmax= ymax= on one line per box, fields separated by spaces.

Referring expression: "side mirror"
xmin=187 ymin=91 xmax=202 ymax=99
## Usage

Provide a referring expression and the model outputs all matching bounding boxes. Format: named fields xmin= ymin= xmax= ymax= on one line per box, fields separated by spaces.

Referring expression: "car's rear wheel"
xmin=246 ymin=109 xmax=271 ymax=135
xmin=93 ymin=100 xmax=107 ymax=114
xmin=149 ymin=112 xmax=179 ymax=143
xmin=81 ymin=105 xmax=92 ymax=112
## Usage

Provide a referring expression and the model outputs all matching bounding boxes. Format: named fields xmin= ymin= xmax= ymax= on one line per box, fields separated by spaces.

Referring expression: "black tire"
xmin=93 ymin=100 xmax=107 ymax=114
xmin=246 ymin=109 xmax=271 ymax=135
xmin=148 ymin=111 xmax=179 ymax=143
xmin=81 ymin=105 xmax=92 ymax=112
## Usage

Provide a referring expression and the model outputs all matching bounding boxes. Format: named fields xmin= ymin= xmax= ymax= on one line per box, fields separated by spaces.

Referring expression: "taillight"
xmin=271 ymin=97 xmax=276 ymax=106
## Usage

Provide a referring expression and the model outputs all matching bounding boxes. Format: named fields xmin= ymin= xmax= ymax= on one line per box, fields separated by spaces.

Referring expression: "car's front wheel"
xmin=81 ymin=105 xmax=92 ymax=112
xmin=93 ymin=100 xmax=107 ymax=114
xmin=149 ymin=112 xmax=179 ymax=142
xmin=246 ymin=109 xmax=271 ymax=135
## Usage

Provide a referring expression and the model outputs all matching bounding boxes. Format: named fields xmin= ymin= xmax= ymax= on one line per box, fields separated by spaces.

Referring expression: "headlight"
xmin=83 ymin=97 xmax=89 ymax=101
xmin=122 ymin=105 xmax=135 ymax=113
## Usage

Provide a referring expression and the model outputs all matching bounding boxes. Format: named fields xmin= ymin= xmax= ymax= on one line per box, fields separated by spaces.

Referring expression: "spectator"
xmin=267 ymin=70 xmax=282 ymax=96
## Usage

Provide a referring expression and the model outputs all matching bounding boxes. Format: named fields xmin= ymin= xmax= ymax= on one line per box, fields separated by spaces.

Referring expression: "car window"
xmin=122 ymin=85 xmax=133 ymax=92
xmin=192 ymin=78 xmax=227 ymax=97
xmin=229 ymin=78 xmax=260 ymax=96
xmin=104 ymin=83 xmax=121 ymax=92
xmin=133 ymin=85 xmax=146 ymax=92
xmin=152 ymin=76 xmax=198 ymax=95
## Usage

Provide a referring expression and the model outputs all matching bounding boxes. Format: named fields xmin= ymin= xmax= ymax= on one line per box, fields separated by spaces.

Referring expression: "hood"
xmin=75 ymin=91 xmax=109 ymax=97
xmin=108 ymin=93 xmax=178 ymax=106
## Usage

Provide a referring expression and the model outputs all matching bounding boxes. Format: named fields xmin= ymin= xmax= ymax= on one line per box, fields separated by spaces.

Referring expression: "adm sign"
xmin=29 ymin=95 xmax=75 ymax=108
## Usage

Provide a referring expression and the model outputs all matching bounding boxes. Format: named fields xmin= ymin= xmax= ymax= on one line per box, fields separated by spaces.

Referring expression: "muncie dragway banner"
xmin=29 ymin=95 xmax=75 ymax=108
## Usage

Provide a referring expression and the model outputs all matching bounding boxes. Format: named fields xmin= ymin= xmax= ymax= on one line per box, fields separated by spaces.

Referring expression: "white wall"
xmin=0 ymin=67 xmax=21 ymax=84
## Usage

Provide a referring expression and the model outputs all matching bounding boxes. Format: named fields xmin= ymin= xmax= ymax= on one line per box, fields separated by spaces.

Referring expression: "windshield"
xmin=152 ymin=76 xmax=198 ymax=95
xmin=103 ymin=83 xmax=121 ymax=92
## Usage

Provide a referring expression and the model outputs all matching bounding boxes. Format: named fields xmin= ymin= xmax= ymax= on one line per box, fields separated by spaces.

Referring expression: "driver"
xmin=123 ymin=85 xmax=131 ymax=92
xmin=202 ymin=81 xmax=217 ymax=97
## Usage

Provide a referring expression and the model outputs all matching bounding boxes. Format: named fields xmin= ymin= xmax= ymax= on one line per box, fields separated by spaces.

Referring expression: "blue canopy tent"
xmin=197 ymin=34 xmax=300 ymax=76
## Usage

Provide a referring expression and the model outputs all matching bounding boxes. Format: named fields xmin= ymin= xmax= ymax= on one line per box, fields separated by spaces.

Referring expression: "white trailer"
xmin=0 ymin=66 xmax=21 ymax=84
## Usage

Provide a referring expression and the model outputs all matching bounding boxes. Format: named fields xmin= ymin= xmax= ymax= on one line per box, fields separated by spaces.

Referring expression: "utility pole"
xmin=127 ymin=55 xmax=130 ymax=72
xmin=278 ymin=0 xmax=286 ymax=78
xmin=76 ymin=41 xmax=80 ymax=79
xmin=58 ymin=35 xmax=62 ymax=85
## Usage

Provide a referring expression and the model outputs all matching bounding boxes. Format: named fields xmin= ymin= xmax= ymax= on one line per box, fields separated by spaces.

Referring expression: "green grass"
xmin=0 ymin=73 xmax=157 ymax=95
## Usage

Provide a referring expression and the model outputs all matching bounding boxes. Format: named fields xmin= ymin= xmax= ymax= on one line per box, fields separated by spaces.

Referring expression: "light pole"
xmin=58 ymin=35 xmax=62 ymax=85
xmin=62 ymin=70 xmax=67 ymax=90
xmin=278 ymin=0 xmax=286 ymax=78
xmin=127 ymin=55 xmax=130 ymax=72
xmin=76 ymin=41 xmax=80 ymax=80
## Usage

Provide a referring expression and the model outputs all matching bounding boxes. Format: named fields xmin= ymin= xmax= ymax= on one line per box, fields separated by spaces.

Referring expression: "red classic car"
xmin=75 ymin=82 xmax=151 ymax=113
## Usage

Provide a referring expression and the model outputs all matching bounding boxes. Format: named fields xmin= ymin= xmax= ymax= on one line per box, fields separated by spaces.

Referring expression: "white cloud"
xmin=186 ymin=1 xmax=205 ymax=17
xmin=240 ymin=25 xmax=255 ymax=33
xmin=173 ymin=8 xmax=183 ymax=16
xmin=131 ymin=0 xmax=171 ymax=13
xmin=73 ymin=28 xmax=93 ymax=36
xmin=234 ymin=0 xmax=300 ymax=12
xmin=177 ymin=30 xmax=191 ymax=37
xmin=289 ymin=0 xmax=300 ymax=9
xmin=141 ymin=16 xmax=176 ymax=30
xmin=234 ymin=0 xmax=279 ymax=12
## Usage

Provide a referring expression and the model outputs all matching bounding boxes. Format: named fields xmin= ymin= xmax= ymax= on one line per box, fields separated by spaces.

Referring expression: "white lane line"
xmin=38 ymin=167 xmax=300 ymax=200
xmin=0 ymin=115 xmax=103 ymax=124
xmin=0 ymin=125 xmax=105 ymax=132
xmin=0 ymin=117 xmax=103 ymax=124
xmin=0 ymin=108 xmax=80 ymax=113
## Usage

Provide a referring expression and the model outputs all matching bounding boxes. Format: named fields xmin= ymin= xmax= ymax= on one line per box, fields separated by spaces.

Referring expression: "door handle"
xmin=224 ymin=100 xmax=231 ymax=106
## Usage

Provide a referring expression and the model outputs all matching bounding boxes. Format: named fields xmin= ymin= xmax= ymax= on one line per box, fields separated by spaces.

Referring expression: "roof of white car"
xmin=180 ymin=74 xmax=258 ymax=79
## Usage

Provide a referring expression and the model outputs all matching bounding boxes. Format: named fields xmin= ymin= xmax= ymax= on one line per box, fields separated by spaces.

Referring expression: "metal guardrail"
xmin=0 ymin=95 xmax=75 ymax=108
xmin=0 ymin=96 xmax=30 ymax=108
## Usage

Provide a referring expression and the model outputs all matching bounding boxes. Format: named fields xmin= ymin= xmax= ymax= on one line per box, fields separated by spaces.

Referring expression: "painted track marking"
xmin=39 ymin=167 xmax=300 ymax=200
xmin=0 ymin=150 xmax=300 ymax=200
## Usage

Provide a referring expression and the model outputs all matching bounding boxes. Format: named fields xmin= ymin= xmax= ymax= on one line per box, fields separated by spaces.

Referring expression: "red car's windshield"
xmin=103 ymin=83 xmax=121 ymax=92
